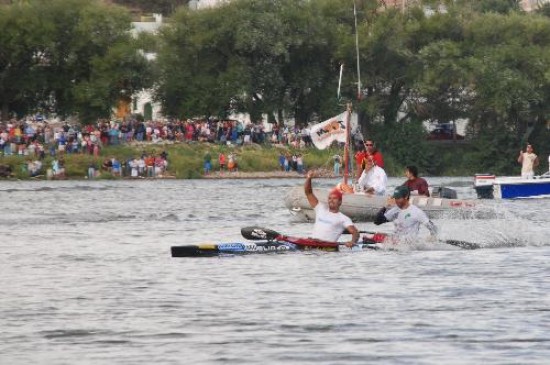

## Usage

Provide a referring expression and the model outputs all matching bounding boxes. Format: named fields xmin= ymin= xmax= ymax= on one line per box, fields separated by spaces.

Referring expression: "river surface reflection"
xmin=1 ymin=177 xmax=549 ymax=364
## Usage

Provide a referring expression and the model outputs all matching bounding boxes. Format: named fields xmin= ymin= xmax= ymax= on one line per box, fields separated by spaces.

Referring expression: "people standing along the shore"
xmin=284 ymin=153 xmax=291 ymax=172
xmin=278 ymin=152 xmax=286 ymax=171
xmin=355 ymin=157 xmax=387 ymax=195
xmin=52 ymin=158 xmax=66 ymax=179
xmin=88 ymin=162 xmax=97 ymax=179
xmin=374 ymin=186 xmax=438 ymax=243
xmin=518 ymin=144 xmax=539 ymax=179
xmin=129 ymin=158 xmax=139 ymax=178
xmin=203 ymin=151 xmax=212 ymax=175
xmin=297 ymin=154 xmax=304 ymax=174
xmin=218 ymin=152 xmax=226 ymax=172
xmin=403 ymin=165 xmax=430 ymax=197
xmin=145 ymin=154 xmax=155 ymax=177
xmin=304 ymin=171 xmax=359 ymax=247
xmin=333 ymin=154 xmax=342 ymax=177
xmin=228 ymin=152 xmax=238 ymax=172
xmin=27 ymin=159 xmax=42 ymax=177
xmin=111 ymin=157 xmax=121 ymax=176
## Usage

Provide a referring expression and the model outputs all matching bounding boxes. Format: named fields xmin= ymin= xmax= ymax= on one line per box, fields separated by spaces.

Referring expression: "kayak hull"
xmin=171 ymin=238 xmax=382 ymax=257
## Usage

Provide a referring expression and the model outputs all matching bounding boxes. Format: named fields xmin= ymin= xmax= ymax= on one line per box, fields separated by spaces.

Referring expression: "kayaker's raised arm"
xmin=305 ymin=171 xmax=319 ymax=208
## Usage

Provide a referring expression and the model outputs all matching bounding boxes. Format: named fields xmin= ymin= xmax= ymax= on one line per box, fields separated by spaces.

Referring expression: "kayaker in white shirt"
xmin=374 ymin=185 xmax=438 ymax=242
xmin=355 ymin=157 xmax=387 ymax=195
xmin=305 ymin=171 xmax=359 ymax=247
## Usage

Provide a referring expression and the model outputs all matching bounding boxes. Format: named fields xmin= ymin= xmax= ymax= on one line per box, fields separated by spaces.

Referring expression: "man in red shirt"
xmin=402 ymin=165 xmax=430 ymax=197
xmin=356 ymin=140 xmax=384 ymax=179
xmin=363 ymin=140 xmax=384 ymax=168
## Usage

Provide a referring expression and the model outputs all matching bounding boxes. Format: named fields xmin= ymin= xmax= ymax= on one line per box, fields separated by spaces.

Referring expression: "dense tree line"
xmin=0 ymin=0 xmax=152 ymax=122
xmin=2 ymin=0 xmax=550 ymax=174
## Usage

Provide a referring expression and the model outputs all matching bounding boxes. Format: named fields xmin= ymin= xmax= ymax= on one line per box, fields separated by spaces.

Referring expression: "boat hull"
xmin=474 ymin=174 xmax=550 ymax=199
xmin=284 ymin=186 xmax=491 ymax=222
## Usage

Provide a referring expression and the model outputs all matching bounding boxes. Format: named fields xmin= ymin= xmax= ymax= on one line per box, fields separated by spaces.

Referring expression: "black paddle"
xmin=241 ymin=226 xmax=282 ymax=241
xmin=240 ymin=226 xmax=380 ymax=250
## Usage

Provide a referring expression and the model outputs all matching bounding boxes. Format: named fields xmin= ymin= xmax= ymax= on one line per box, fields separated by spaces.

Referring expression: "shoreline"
xmin=0 ymin=169 xmax=341 ymax=181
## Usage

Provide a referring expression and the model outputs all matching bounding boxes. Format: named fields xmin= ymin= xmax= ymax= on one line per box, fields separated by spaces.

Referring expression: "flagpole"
xmin=354 ymin=1 xmax=361 ymax=101
xmin=343 ymin=103 xmax=352 ymax=186
xmin=337 ymin=63 xmax=344 ymax=100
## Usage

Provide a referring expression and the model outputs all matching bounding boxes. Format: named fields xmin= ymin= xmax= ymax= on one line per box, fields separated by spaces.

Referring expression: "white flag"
xmin=308 ymin=112 xmax=358 ymax=150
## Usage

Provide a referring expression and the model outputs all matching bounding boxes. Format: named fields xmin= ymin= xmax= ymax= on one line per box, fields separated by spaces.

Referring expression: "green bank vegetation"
xmin=1 ymin=141 xmax=517 ymax=180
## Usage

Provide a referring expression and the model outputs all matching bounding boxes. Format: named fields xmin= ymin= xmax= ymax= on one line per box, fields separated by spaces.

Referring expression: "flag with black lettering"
xmin=308 ymin=112 xmax=358 ymax=150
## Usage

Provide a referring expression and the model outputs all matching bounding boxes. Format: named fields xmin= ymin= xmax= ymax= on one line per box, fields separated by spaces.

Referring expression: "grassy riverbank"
xmin=0 ymin=143 xmax=342 ymax=180
xmin=0 ymin=141 xmax=483 ymax=180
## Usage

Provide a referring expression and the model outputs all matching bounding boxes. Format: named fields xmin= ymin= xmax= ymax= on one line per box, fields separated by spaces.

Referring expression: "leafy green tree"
xmin=0 ymin=0 xmax=153 ymax=121
xmin=0 ymin=3 xmax=50 ymax=120
xmin=156 ymin=0 xmax=345 ymax=124
xmin=465 ymin=13 xmax=550 ymax=137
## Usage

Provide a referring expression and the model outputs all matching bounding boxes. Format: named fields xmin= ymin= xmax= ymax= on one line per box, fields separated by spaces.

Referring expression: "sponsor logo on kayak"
xmin=243 ymin=243 xmax=291 ymax=252
xmin=217 ymin=243 xmax=246 ymax=252
xmin=255 ymin=244 xmax=290 ymax=252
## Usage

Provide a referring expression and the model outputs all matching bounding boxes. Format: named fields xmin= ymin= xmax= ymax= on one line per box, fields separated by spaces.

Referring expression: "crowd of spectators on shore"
xmin=0 ymin=117 xmax=313 ymax=157
xmin=0 ymin=117 xmax=315 ymax=178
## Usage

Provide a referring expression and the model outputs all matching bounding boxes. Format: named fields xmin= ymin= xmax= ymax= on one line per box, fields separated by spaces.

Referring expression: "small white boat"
xmin=474 ymin=172 xmax=550 ymax=199
xmin=284 ymin=186 xmax=494 ymax=222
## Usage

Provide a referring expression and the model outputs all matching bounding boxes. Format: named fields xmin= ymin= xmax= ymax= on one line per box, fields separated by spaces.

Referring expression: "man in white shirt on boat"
xmin=518 ymin=144 xmax=539 ymax=179
xmin=374 ymin=185 xmax=438 ymax=242
xmin=304 ymin=171 xmax=359 ymax=247
xmin=355 ymin=157 xmax=387 ymax=195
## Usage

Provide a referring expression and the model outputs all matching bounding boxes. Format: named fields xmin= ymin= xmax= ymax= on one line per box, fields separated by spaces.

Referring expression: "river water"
xmin=1 ymin=177 xmax=549 ymax=364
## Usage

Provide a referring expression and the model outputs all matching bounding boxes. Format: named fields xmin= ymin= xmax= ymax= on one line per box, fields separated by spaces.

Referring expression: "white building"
xmin=128 ymin=15 xmax=164 ymax=121
xmin=189 ymin=0 xmax=229 ymax=10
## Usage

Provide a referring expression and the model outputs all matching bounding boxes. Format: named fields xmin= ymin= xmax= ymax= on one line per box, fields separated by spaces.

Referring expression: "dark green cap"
xmin=392 ymin=185 xmax=410 ymax=199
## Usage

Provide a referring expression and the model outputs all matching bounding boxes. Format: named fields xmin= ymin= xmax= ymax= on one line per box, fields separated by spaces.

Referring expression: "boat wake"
xmin=436 ymin=216 xmax=550 ymax=250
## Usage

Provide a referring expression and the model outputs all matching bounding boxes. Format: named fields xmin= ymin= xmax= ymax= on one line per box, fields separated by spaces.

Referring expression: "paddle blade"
xmin=241 ymin=226 xmax=281 ymax=241
xmin=445 ymin=240 xmax=480 ymax=250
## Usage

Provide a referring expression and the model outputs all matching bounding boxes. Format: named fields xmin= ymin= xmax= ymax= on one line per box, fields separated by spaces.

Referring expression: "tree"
xmin=156 ymin=0 xmax=345 ymax=123
xmin=0 ymin=3 xmax=50 ymax=120
xmin=0 ymin=0 xmax=153 ymax=121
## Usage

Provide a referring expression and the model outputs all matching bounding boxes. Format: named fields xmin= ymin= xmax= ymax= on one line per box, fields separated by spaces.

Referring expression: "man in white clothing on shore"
xmin=355 ymin=157 xmax=387 ymax=195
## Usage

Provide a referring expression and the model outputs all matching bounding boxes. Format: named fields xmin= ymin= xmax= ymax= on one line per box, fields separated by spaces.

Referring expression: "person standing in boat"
xmin=356 ymin=139 xmax=384 ymax=178
xmin=364 ymin=140 xmax=384 ymax=168
xmin=402 ymin=165 xmax=430 ymax=197
xmin=374 ymin=186 xmax=438 ymax=241
xmin=304 ymin=171 xmax=359 ymax=247
xmin=518 ymin=144 xmax=539 ymax=179
xmin=355 ymin=157 xmax=387 ymax=195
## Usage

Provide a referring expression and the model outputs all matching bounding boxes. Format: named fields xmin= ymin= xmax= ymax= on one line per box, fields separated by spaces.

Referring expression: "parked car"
xmin=427 ymin=123 xmax=464 ymax=140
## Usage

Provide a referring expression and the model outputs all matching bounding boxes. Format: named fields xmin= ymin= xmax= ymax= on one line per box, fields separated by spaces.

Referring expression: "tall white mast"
xmin=353 ymin=1 xmax=361 ymax=100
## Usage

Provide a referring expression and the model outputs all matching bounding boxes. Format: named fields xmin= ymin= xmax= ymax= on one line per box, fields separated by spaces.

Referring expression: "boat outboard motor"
xmin=473 ymin=174 xmax=495 ymax=199
xmin=432 ymin=186 xmax=458 ymax=199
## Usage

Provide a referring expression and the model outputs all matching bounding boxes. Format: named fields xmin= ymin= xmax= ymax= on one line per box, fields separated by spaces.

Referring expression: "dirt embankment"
xmin=203 ymin=168 xmax=336 ymax=179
